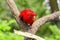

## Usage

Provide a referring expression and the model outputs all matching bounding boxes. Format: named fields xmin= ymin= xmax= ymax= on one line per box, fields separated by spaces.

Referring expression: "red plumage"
xmin=19 ymin=9 xmax=36 ymax=26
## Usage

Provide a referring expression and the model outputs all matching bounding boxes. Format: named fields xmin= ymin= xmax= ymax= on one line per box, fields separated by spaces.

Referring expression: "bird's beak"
xmin=32 ymin=16 xmax=36 ymax=21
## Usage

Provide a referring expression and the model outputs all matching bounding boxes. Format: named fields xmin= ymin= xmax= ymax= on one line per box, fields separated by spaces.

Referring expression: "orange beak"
xmin=32 ymin=16 xmax=36 ymax=22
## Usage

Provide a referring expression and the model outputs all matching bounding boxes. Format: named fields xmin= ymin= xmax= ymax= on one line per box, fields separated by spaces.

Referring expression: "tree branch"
xmin=49 ymin=0 xmax=60 ymax=28
xmin=29 ymin=12 xmax=60 ymax=34
xmin=14 ymin=30 xmax=45 ymax=40
xmin=6 ymin=0 xmax=30 ymax=31
xmin=49 ymin=0 xmax=59 ymax=12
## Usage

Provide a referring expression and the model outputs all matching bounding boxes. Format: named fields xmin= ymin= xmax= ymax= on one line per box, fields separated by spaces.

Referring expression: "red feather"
xmin=19 ymin=9 xmax=36 ymax=26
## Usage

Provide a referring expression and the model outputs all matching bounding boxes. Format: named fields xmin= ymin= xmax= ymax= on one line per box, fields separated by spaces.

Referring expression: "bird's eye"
xmin=29 ymin=14 xmax=33 ymax=18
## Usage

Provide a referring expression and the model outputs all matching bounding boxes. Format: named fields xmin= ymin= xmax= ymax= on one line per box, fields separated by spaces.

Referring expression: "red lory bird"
xmin=19 ymin=9 xmax=36 ymax=28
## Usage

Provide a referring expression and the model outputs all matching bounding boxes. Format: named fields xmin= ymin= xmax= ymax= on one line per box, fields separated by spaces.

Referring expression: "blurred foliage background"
xmin=0 ymin=0 xmax=60 ymax=40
